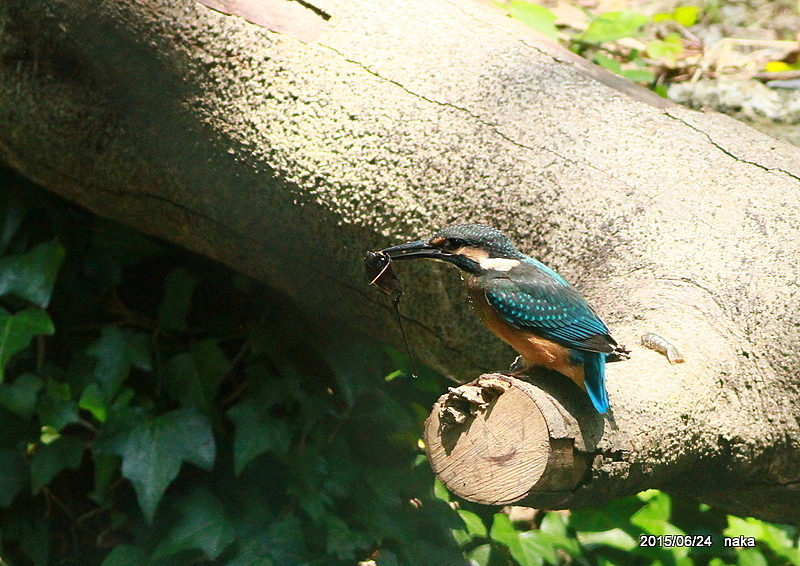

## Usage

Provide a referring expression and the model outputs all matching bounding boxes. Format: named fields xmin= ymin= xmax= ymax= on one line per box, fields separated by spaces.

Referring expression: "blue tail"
xmin=583 ymin=352 xmax=609 ymax=413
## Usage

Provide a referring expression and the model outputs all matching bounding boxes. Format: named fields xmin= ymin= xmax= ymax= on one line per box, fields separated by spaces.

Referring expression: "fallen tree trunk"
xmin=2 ymin=0 xmax=800 ymax=523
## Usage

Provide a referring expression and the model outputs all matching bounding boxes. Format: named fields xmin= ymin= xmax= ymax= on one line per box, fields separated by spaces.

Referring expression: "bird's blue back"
xmin=480 ymin=255 xmax=612 ymax=413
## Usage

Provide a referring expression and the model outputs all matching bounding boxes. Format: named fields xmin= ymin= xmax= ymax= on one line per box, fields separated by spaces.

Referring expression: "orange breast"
xmin=465 ymin=277 xmax=585 ymax=390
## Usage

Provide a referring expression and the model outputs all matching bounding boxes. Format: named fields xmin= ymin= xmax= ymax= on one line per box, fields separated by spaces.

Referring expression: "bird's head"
xmin=382 ymin=223 xmax=524 ymax=274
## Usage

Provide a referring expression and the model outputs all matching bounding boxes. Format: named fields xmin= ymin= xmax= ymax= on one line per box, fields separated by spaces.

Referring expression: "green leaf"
xmin=539 ymin=512 xmax=567 ymax=536
xmin=79 ymin=382 xmax=107 ymax=422
xmin=164 ymin=339 xmax=230 ymax=411
xmin=647 ymin=35 xmax=684 ymax=65
xmin=0 ymin=373 xmax=42 ymax=418
xmin=518 ymin=531 xmax=557 ymax=564
xmin=36 ymin=378 xmax=79 ymax=430
xmin=507 ymin=1 xmax=558 ymax=40
xmin=86 ymin=327 xmax=130 ymax=401
xmin=635 ymin=489 xmax=671 ymax=522
xmin=158 ymin=267 xmax=197 ymax=332
xmin=577 ymin=528 xmax=637 ymax=551
xmin=29 ymin=435 xmax=85 ymax=493
xmin=579 ymin=10 xmax=648 ymax=43
xmin=467 ymin=543 xmax=492 ymax=566
xmin=0 ymin=240 xmax=65 ymax=307
xmin=0 ymin=307 xmax=54 ymax=382
xmin=40 ymin=425 xmax=60 ymax=444
xmin=491 ymin=513 xmax=543 ymax=566
xmin=4 ymin=514 xmax=49 ymax=566
xmin=324 ymin=513 xmax=371 ymax=560
xmin=108 ymin=407 xmax=216 ymax=521
xmin=532 ymin=512 xmax=584 ymax=559
xmin=672 ymin=5 xmax=699 ymax=26
xmin=86 ymin=328 xmax=151 ymax=402
xmin=264 ymin=515 xmax=307 ymax=565
xmin=0 ymin=448 xmax=28 ymax=506
xmin=621 ymin=68 xmax=656 ymax=83
xmin=433 ymin=478 xmax=450 ymax=502
xmin=127 ymin=332 xmax=152 ymax=371
xmin=227 ymin=396 xmax=291 ymax=475
xmin=152 ymin=488 xmax=235 ymax=560
xmin=569 ymin=495 xmax=644 ymax=531
xmin=458 ymin=509 xmax=487 ymax=538
xmin=737 ymin=547 xmax=769 ymax=566
xmin=90 ymin=452 xmax=119 ymax=505
xmin=594 ymin=53 xmax=623 ymax=74
xmin=101 ymin=544 xmax=149 ymax=566
xmin=725 ymin=517 xmax=800 ymax=562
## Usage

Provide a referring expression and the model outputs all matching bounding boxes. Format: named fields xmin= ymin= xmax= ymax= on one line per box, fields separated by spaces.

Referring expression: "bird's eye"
xmin=441 ymin=238 xmax=465 ymax=251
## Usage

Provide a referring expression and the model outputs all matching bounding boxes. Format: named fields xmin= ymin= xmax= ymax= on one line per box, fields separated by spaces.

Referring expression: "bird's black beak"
xmin=381 ymin=239 xmax=449 ymax=261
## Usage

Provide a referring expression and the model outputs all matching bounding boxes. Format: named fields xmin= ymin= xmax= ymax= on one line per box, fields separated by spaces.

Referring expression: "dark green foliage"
xmin=1 ymin=167 xmax=798 ymax=566
xmin=0 ymin=168 xmax=466 ymax=565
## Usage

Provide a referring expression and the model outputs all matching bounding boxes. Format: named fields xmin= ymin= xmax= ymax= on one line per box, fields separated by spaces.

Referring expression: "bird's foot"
xmin=607 ymin=343 xmax=631 ymax=363
xmin=506 ymin=356 xmax=530 ymax=377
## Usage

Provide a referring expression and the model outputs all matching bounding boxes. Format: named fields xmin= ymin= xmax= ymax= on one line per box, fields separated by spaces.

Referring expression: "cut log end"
xmin=423 ymin=373 xmax=603 ymax=506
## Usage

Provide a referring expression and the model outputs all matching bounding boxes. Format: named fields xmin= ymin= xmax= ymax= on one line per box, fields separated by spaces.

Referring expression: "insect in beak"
xmin=365 ymin=250 xmax=419 ymax=378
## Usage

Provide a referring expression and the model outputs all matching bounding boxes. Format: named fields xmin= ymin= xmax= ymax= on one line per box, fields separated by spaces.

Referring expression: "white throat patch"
xmin=479 ymin=257 xmax=520 ymax=272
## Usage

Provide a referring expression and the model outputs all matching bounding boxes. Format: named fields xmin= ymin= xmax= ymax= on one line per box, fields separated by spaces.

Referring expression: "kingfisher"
xmin=382 ymin=223 xmax=627 ymax=413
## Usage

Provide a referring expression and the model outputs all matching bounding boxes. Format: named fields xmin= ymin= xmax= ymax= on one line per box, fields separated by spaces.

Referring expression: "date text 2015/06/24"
xmin=639 ymin=535 xmax=756 ymax=548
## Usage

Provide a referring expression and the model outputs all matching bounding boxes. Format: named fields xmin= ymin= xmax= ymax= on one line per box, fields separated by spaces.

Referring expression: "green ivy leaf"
xmin=579 ymin=10 xmax=648 ymax=44
xmin=79 ymin=383 xmax=107 ymax=422
xmin=225 ymin=552 xmax=274 ymax=566
xmin=725 ymin=517 xmax=800 ymax=563
xmin=4 ymin=513 xmax=49 ymax=566
xmin=36 ymin=378 xmax=79 ymax=430
xmin=264 ymin=515 xmax=308 ymax=565
xmin=576 ymin=528 xmax=637 ymax=551
xmin=109 ymin=407 xmax=216 ymax=521
xmin=490 ymin=513 xmax=543 ymax=566
xmin=324 ymin=513 xmax=371 ymax=560
xmin=0 ymin=240 xmax=65 ymax=308
xmin=737 ymin=547 xmax=769 ymax=566
xmin=0 ymin=448 xmax=28 ymax=506
xmin=0 ymin=373 xmax=43 ymax=418
xmin=164 ymin=339 xmax=230 ymax=412
xmin=569 ymin=495 xmax=643 ymax=531
xmin=458 ymin=510 xmax=487 ymax=538
xmin=90 ymin=452 xmax=119 ymax=505
xmin=634 ymin=489 xmax=672 ymax=522
xmin=30 ymin=435 xmax=85 ymax=493
xmin=466 ymin=543 xmax=492 ymax=566
xmin=100 ymin=544 xmax=149 ymax=566
xmin=152 ymin=488 xmax=235 ymax=560
xmin=227 ymin=396 xmax=291 ymax=475
xmin=507 ymin=1 xmax=558 ymax=40
xmin=86 ymin=327 xmax=151 ymax=402
xmin=518 ymin=530 xmax=559 ymax=564
xmin=0 ymin=307 xmax=54 ymax=382
xmin=158 ymin=267 xmax=197 ymax=332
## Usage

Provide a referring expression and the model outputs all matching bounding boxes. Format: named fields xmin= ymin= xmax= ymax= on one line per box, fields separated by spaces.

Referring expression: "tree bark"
xmin=2 ymin=0 xmax=800 ymax=523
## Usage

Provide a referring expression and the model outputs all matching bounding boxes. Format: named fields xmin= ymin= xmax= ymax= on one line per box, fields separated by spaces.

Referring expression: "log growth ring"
xmin=424 ymin=374 xmax=600 ymax=506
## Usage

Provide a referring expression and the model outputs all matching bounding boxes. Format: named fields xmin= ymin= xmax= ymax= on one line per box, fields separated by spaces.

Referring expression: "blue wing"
xmin=480 ymin=259 xmax=614 ymax=353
